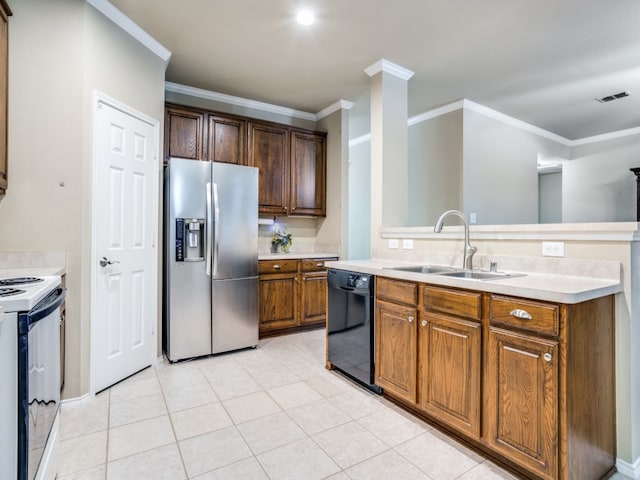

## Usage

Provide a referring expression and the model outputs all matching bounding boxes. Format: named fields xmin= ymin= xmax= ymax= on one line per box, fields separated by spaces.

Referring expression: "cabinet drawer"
xmin=259 ymin=259 xmax=298 ymax=274
xmin=422 ymin=285 xmax=481 ymax=320
xmin=377 ymin=277 xmax=418 ymax=306
xmin=490 ymin=295 xmax=559 ymax=336
xmin=300 ymin=258 xmax=336 ymax=272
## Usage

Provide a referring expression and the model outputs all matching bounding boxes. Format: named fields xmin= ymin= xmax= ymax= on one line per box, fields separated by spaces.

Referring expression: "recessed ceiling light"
xmin=296 ymin=9 xmax=315 ymax=25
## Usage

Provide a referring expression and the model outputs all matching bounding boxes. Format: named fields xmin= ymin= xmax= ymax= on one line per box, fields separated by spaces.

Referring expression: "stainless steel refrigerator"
xmin=163 ymin=158 xmax=259 ymax=362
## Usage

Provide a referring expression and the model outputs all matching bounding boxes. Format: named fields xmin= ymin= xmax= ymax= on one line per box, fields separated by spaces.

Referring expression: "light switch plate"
xmin=542 ymin=241 xmax=565 ymax=257
xmin=402 ymin=239 xmax=414 ymax=249
xmin=388 ymin=239 xmax=399 ymax=249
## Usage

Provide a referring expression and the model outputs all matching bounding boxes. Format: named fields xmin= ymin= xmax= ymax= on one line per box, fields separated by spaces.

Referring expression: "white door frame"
xmin=89 ymin=91 xmax=160 ymax=395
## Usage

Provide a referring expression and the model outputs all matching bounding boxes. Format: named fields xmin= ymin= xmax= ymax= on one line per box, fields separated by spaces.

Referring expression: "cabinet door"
xmin=207 ymin=115 xmax=246 ymax=165
xmin=418 ymin=312 xmax=481 ymax=439
xmin=301 ymin=271 xmax=327 ymax=326
xmin=164 ymin=105 xmax=204 ymax=162
xmin=486 ymin=327 xmax=558 ymax=480
xmin=0 ymin=6 xmax=8 ymax=194
xmin=375 ymin=300 xmax=417 ymax=403
xmin=290 ymin=130 xmax=326 ymax=216
xmin=258 ymin=273 xmax=298 ymax=336
xmin=248 ymin=122 xmax=289 ymax=215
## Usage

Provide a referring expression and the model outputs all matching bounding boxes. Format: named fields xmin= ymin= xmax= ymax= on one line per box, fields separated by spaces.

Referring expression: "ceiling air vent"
xmin=596 ymin=91 xmax=632 ymax=103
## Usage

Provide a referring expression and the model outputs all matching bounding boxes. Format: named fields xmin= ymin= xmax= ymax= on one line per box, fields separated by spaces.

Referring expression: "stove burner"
xmin=0 ymin=287 xmax=25 ymax=297
xmin=0 ymin=277 xmax=44 ymax=287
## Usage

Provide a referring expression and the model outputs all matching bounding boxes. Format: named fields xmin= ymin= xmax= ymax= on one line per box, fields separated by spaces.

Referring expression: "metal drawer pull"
xmin=273 ymin=264 xmax=281 ymax=270
xmin=317 ymin=262 xmax=324 ymax=267
xmin=421 ymin=320 xmax=427 ymax=327
xmin=408 ymin=316 xmax=414 ymax=323
xmin=543 ymin=353 xmax=552 ymax=362
xmin=510 ymin=309 xmax=532 ymax=320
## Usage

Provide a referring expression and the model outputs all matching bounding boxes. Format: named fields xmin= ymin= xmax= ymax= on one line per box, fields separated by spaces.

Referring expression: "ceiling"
xmin=109 ymin=0 xmax=640 ymax=140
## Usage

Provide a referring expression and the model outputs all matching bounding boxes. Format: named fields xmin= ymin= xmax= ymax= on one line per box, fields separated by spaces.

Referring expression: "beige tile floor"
xmin=58 ymin=329 xmax=631 ymax=480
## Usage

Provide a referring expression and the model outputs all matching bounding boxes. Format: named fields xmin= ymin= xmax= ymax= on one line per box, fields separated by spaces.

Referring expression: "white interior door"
xmin=92 ymin=96 xmax=158 ymax=392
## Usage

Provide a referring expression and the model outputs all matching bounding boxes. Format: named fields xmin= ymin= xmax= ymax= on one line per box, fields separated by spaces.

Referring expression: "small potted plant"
xmin=271 ymin=229 xmax=292 ymax=253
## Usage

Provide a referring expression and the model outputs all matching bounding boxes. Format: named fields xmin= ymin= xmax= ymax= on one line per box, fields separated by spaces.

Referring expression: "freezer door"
xmin=164 ymin=158 xmax=212 ymax=360
xmin=211 ymin=277 xmax=258 ymax=353
xmin=211 ymin=163 xmax=259 ymax=280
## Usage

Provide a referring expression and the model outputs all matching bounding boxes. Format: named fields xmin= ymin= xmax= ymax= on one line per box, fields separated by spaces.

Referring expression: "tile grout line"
xmin=154 ymin=361 xmax=191 ymax=479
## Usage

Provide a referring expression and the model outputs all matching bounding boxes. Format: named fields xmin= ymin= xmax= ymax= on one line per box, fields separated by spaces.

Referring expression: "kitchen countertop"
xmin=325 ymin=259 xmax=621 ymax=304
xmin=259 ymin=252 xmax=339 ymax=261
xmin=0 ymin=266 xmax=66 ymax=278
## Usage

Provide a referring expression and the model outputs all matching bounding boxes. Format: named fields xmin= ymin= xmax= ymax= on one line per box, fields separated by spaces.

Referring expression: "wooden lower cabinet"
xmin=259 ymin=258 xmax=336 ymax=337
xmin=486 ymin=327 xmax=558 ymax=479
xmin=374 ymin=276 xmax=616 ymax=480
xmin=375 ymin=299 xmax=417 ymax=404
xmin=418 ymin=312 xmax=481 ymax=439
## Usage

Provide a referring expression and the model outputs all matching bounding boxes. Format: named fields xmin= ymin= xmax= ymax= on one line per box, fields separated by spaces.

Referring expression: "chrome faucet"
xmin=434 ymin=210 xmax=477 ymax=270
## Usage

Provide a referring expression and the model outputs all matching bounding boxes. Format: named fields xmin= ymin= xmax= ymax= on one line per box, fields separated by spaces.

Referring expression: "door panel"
xmin=94 ymin=100 xmax=158 ymax=392
xmin=486 ymin=327 xmax=558 ymax=479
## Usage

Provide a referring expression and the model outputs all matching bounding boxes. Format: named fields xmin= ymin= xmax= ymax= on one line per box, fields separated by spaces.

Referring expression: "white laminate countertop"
xmin=325 ymin=259 xmax=621 ymax=304
xmin=0 ymin=266 xmax=66 ymax=278
xmin=259 ymin=252 xmax=339 ymax=261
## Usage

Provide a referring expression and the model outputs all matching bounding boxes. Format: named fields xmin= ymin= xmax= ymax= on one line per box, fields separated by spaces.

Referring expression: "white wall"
xmin=408 ymin=110 xmax=463 ymax=226
xmin=539 ymin=171 xmax=562 ymax=223
xmin=347 ymin=91 xmax=371 ymax=259
xmin=564 ymin=133 xmax=640 ymax=223
xmin=462 ymin=109 xmax=568 ymax=225
xmin=0 ymin=0 xmax=166 ymax=398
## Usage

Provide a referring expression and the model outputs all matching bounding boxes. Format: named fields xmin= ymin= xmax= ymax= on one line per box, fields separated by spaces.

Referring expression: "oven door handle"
xmin=25 ymin=286 xmax=66 ymax=325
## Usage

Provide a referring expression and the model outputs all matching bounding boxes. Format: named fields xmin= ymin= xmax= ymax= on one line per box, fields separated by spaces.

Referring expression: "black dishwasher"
xmin=327 ymin=269 xmax=381 ymax=394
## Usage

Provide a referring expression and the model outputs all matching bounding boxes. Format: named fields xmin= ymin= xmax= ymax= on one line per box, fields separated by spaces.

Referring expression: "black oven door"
xmin=17 ymin=286 xmax=66 ymax=480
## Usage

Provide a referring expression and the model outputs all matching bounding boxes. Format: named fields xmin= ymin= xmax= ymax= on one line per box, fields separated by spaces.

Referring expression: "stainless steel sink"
xmin=386 ymin=265 xmax=459 ymax=274
xmin=437 ymin=270 xmax=514 ymax=280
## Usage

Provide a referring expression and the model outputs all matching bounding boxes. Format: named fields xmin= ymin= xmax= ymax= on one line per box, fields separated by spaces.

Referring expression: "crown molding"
xmin=348 ymin=133 xmax=371 ymax=148
xmin=408 ymin=100 xmax=465 ymax=126
xmin=407 ymin=98 xmax=640 ymax=147
xmin=316 ymin=100 xmax=355 ymax=120
xmin=462 ymin=99 xmax=571 ymax=145
xmin=165 ymin=82 xmax=317 ymax=122
xmin=86 ymin=0 xmax=171 ymax=66
xmin=364 ymin=59 xmax=414 ymax=81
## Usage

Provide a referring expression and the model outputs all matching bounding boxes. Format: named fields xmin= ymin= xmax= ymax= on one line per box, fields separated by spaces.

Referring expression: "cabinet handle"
xmin=407 ymin=316 xmax=414 ymax=323
xmin=421 ymin=320 xmax=427 ymax=327
xmin=543 ymin=353 xmax=552 ymax=362
xmin=316 ymin=262 xmax=324 ymax=267
xmin=273 ymin=264 xmax=281 ymax=270
xmin=510 ymin=309 xmax=532 ymax=320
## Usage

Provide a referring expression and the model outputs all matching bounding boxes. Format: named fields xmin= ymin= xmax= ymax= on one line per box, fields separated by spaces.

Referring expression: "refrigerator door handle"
xmin=213 ymin=182 xmax=220 ymax=276
xmin=205 ymin=182 xmax=213 ymax=276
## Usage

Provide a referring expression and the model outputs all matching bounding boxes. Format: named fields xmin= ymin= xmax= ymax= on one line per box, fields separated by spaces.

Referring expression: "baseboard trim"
xmin=60 ymin=392 xmax=91 ymax=410
xmin=617 ymin=456 xmax=640 ymax=479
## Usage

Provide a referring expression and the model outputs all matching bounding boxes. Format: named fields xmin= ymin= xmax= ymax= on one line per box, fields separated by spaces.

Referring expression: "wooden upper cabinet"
xmin=163 ymin=104 xmax=328 ymax=217
xmin=207 ymin=115 xmax=246 ymax=165
xmin=165 ymin=105 xmax=204 ymax=162
xmin=248 ymin=121 xmax=289 ymax=215
xmin=290 ymin=130 xmax=326 ymax=216
xmin=0 ymin=1 xmax=10 ymax=195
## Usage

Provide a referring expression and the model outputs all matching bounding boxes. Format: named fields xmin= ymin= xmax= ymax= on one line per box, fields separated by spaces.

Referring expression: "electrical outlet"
xmin=542 ymin=241 xmax=565 ymax=257
xmin=402 ymin=239 xmax=414 ymax=249
xmin=388 ymin=239 xmax=399 ymax=249
xmin=469 ymin=212 xmax=477 ymax=224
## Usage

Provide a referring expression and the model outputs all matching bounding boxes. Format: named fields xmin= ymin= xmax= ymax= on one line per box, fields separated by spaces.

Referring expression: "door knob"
xmin=100 ymin=257 xmax=120 ymax=268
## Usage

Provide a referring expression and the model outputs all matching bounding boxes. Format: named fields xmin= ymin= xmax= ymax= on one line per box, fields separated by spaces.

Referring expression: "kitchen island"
xmin=326 ymin=258 xmax=620 ymax=480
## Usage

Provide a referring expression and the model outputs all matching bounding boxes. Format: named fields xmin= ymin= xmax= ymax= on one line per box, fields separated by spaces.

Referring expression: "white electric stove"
xmin=0 ymin=274 xmax=64 ymax=480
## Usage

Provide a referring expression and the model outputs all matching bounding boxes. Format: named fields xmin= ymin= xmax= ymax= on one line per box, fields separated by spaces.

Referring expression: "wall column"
xmin=365 ymin=59 xmax=414 ymax=256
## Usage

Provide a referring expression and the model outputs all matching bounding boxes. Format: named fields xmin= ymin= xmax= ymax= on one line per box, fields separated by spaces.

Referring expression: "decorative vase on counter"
xmin=271 ymin=229 xmax=292 ymax=253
